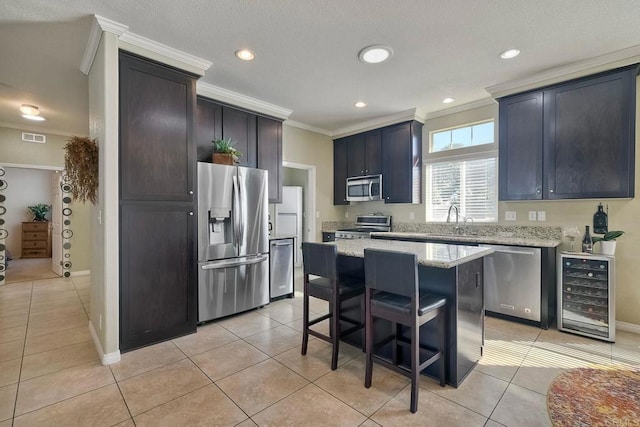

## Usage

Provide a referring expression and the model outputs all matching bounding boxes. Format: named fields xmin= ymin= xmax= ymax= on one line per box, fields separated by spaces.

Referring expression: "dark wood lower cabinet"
xmin=120 ymin=203 xmax=197 ymax=352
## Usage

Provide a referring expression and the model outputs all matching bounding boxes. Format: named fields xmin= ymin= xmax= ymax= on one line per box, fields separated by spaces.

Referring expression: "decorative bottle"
xmin=593 ymin=203 xmax=608 ymax=234
xmin=582 ymin=226 xmax=593 ymax=254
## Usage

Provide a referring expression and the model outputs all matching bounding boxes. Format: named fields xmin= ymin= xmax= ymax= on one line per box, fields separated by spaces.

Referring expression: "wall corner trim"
xmin=80 ymin=15 xmax=129 ymax=75
xmin=89 ymin=321 xmax=121 ymax=365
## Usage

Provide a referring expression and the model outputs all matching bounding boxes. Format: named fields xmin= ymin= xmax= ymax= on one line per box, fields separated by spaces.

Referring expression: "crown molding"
xmin=486 ymin=44 xmax=640 ymax=98
xmin=80 ymin=15 xmax=211 ymax=76
xmin=197 ymin=82 xmax=293 ymax=120
xmin=80 ymin=15 xmax=128 ymax=75
xmin=425 ymin=98 xmax=497 ymax=120
xmin=283 ymin=120 xmax=332 ymax=136
xmin=118 ymin=32 xmax=212 ymax=75
xmin=332 ymin=108 xmax=424 ymax=139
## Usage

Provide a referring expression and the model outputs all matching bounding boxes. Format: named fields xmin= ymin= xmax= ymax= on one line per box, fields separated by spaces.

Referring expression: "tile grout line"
xmin=11 ymin=279 xmax=34 ymax=424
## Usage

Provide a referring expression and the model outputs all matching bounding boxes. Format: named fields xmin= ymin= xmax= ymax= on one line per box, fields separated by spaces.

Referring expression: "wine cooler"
xmin=558 ymin=252 xmax=615 ymax=342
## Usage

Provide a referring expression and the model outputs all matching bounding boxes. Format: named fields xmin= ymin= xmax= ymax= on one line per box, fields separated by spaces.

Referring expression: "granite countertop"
xmin=334 ymin=238 xmax=493 ymax=269
xmin=269 ymin=234 xmax=296 ymax=240
xmin=372 ymin=232 xmax=562 ymax=248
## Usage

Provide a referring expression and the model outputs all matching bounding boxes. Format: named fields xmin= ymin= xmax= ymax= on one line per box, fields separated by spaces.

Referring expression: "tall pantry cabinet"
xmin=119 ymin=52 xmax=198 ymax=352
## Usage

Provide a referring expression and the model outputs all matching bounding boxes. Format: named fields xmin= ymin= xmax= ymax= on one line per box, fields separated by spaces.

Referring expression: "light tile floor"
xmin=1 ymin=274 xmax=640 ymax=426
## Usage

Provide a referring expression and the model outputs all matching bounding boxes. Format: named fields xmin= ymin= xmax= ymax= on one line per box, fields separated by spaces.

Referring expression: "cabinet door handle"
xmin=189 ymin=190 xmax=193 ymax=195
xmin=536 ymin=188 xmax=541 ymax=194
xmin=475 ymin=272 xmax=481 ymax=288
xmin=189 ymin=212 xmax=194 ymax=216
xmin=550 ymin=189 xmax=554 ymax=193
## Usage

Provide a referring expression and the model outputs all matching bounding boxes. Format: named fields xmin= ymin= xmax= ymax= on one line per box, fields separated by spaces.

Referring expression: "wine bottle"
xmin=593 ymin=203 xmax=608 ymax=234
xmin=582 ymin=225 xmax=593 ymax=253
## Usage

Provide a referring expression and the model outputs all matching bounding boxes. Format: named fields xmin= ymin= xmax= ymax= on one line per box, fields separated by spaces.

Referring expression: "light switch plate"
xmin=537 ymin=211 xmax=546 ymax=221
xmin=345 ymin=211 xmax=349 ymax=218
xmin=505 ymin=211 xmax=516 ymax=221
xmin=528 ymin=211 xmax=537 ymax=221
xmin=409 ymin=212 xmax=415 ymax=220
xmin=316 ymin=211 xmax=320 ymax=219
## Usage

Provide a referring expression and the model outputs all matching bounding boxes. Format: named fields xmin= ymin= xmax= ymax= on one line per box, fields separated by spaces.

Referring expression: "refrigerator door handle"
xmin=238 ymin=176 xmax=245 ymax=244
xmin=232 ymin=175 xmax=240 ymax=251
xmin=201 ymin=254 xmax=269 ymax=270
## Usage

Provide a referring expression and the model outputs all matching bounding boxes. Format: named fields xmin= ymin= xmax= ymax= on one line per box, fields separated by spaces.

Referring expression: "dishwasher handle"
xmin=271 ymin=240 xmax=293 ymax=247
xmin=479 ymin=244 xmax=537 ymax=256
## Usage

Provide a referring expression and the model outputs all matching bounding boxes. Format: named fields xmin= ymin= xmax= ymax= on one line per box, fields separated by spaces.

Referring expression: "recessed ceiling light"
xmin=355 ymin=101 xmax=367 ymax=108
xmin=358 ymin=45 xmax=393 ymax=64
xmin=499 ymin=49 xmax=520 ymax=59
xmin=20 ymin=104 xmax=46 ymax=121
xmin=442 ymin=98 xmax=455 ymax=104
xmin=235 ymin=49 xmax=255 ymax=61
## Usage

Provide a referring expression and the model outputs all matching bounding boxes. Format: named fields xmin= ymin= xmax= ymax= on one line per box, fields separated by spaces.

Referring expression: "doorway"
xmin=0 ymin=164 xmax=64 ymax=284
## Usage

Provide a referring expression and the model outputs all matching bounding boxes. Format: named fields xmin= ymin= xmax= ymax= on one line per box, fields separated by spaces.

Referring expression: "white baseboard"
xmin=88 ymin=321 xmax=121 ymax=365
xmin=71 ymin=270 xmax=91 ymax=277
xmin=616 ymin=321 xmax=640 ymax=335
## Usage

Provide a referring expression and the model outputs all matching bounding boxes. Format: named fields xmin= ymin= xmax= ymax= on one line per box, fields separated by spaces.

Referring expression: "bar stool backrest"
xmin=364 ymin=248 xmax=419 ymax=298
xmin=302 ymin=242 xmax=338 ymax=280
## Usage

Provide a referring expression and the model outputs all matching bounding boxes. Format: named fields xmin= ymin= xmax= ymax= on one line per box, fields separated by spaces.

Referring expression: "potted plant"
xmin=212 ymin=138 xmax=242 ymax=165
xmin=592 ymin=230 xmax=624 ymax=255
xmin=27 ymin=203 xmax=51 ymax=222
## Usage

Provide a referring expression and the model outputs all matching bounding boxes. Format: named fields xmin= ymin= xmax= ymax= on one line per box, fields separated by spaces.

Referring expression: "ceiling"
xmin=1 ymin=0 xmax=639 ymax=137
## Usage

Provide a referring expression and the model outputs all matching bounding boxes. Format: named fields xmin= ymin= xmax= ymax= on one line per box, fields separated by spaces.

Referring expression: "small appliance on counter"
xmin=335 ymin=214 xmax=391 ymax=239
xmin=197 ymin=162 xmax=270 ymax=323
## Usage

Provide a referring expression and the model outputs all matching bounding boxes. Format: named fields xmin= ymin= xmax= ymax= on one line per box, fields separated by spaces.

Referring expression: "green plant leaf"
xmin=593 ymin=230 xmax=624 ymax=242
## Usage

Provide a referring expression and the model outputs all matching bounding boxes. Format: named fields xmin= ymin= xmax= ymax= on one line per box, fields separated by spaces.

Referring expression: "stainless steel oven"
xmin=335 ymin=214 xmax=391 ymax=239
xmin=346 ymin=174 xmax=382 ymax=202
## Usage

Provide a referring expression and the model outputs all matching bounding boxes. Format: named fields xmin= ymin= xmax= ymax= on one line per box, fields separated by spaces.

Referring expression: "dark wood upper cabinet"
xmin=544 ymin=68 xmax=636 ymax=199
xmin=499 ymin=65 xmax=637 ymax=200
xmin=257 ymin=116 xmax=283 ymax=203
xmin=333 ymin=138 xmax=349 ymax=205
xmin=119 ymin=52 xmax=196 ymax=202
xmin=222 ymin=105 xmax=257 ymax=168
xmin=347 ymin=133 xmax=366 ymax=177
xmin=382 ymin=121 xmax=423 ymax=204
xmin=195 ymin=96 xmax=222 ymax=162
xmin=120 ymin=203 xmax=196 ymax=352
xmin=498 ymin=92 xmax=544 ymax=200
xmin=346 ymin=130 xmax=382 ymax=177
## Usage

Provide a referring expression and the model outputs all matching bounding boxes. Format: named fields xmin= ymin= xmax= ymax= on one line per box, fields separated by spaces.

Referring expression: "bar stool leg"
xmin=410 ymin=320 xmax=419 ymax=413
xmin=364 ymin=288 xmax=373 ymax=388
xmin=301 ymin=274 xmax=309 ymax=356
xmin=439 ymin=308 xmax=446 ymax=387
xmin=330 ymin=288 xmax=340 ymax=370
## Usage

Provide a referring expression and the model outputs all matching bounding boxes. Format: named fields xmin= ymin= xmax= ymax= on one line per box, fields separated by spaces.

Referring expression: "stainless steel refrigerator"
xmin=197 ymin=162 xmax=269 ymax=322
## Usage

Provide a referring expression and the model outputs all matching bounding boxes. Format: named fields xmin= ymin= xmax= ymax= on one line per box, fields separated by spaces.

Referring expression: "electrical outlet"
xmin=528 ymin=211 xmax=537 ymax=221
xmin=537 ymin=211 xmax=546 ymax=221
xmin=409 ymin=212 xmax=415 ymax=220
xmin=316 ymin=211 xmax=320 ymax=219
xmin=505 ymin=211 xmax=516 ymax=221
xmin=345 ymin=211 xmax=349 ymax=218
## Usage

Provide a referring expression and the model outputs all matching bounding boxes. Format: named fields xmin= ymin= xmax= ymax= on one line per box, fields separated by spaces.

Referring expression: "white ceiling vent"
xmin=22 ymin=132 xmax=46 ymax=144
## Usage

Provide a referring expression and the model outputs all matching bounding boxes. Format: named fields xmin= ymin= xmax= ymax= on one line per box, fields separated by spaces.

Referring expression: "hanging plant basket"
xmin=64 ymin=136 xmax=99 ymax=204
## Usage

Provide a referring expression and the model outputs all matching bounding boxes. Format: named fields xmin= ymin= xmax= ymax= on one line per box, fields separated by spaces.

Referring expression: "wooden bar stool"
xmin=301 ymin=242 xmax=365 ymax=370
xmin=363 ymin=248 xmax=447 ymax=413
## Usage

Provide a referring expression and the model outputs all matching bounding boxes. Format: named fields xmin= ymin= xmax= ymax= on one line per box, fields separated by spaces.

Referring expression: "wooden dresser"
xmin=21 ymin=221 xmax=51 ymax=258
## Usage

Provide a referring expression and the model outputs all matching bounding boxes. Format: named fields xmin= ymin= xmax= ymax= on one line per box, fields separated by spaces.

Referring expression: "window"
xmin=426 ymin=120 xmax=497 ymax=222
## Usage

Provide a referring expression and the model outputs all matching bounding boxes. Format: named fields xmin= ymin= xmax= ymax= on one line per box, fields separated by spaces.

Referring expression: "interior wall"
xmin=89 ymin=31 xmax=120 ymax=359
xmin=0 ymin=126 xmax=91 ymax=272
xmin=3 ymin=167 xmax=54 ymax=257
xmin=282 ymin=124 xmax=341 ymax=241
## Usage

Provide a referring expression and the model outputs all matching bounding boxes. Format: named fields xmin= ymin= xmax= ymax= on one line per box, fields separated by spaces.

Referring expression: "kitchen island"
xmin=332 ymin=238 xmax=493 ymax=387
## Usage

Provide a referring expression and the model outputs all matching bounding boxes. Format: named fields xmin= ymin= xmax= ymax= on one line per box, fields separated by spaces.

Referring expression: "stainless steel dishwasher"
xmin=269 ymin=238 xmax=294 ymax=299
xmin=480 ymin=244 xmax=541 ymax=322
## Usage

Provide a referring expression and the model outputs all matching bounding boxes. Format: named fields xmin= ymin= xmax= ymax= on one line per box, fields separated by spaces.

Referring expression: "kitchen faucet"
xmin=463 ymin=217 xmax=473 ymax=236
xmin=446 ymin=204 xmax=460 ymax=234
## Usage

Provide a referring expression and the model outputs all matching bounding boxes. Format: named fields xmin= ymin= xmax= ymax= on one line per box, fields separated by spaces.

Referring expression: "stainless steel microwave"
xmin=346 ymin=174 xmax=383 ymax=202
